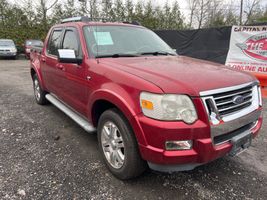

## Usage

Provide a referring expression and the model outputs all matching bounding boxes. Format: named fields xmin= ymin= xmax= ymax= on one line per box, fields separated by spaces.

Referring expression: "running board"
xmin=45 ymin=94 xmax=96 ymax=132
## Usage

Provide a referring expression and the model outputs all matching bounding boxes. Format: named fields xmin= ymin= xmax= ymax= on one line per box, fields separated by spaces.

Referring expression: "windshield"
xmin=26 ymin=40 xmax=43 ymax=47
xmin=0 ymin=40 xmax=15 ymax=47
xmin=83 ymin=25 xmax=176 ymax=58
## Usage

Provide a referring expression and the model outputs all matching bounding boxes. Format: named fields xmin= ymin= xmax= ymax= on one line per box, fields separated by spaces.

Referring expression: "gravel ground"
xmin=0 ymin=59 xmax=266 ymax=200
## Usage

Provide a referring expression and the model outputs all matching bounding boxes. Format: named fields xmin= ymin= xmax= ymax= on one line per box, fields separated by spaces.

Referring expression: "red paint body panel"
xmin=30 ymin=21 xmax=263 ymax=168
xmin=138 ymin=117 xmax=262 ymax=165
xmin=101 ymin=56 xmax=255 ymax=95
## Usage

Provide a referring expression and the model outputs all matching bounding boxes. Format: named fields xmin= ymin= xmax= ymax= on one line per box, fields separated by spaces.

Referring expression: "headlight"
xmin=10 ymin=48 xmax=17 ymax=53
xmin=140 ymin=92 xmax=198 ymax=124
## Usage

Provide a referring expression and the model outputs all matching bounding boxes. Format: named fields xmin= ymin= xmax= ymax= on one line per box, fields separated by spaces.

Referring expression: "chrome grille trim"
xmin=217 ymin=100 xmax=252 ymax=112
xmin=200 ymin=81 xmax=259 ymax=121
xmin=216 ymin=94 xmax=252 ymax=106
xmin=200 ymin=81 xmax=258 ymax=96
xmin=213 ymin=88 xmax=252 ymax=100
xmin=200 ymin=81 xmax=261 ymax=146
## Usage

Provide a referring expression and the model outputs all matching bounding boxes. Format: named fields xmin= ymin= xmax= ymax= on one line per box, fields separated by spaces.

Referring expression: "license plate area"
xmin=229 ymin=131 xmax=252 ymax=157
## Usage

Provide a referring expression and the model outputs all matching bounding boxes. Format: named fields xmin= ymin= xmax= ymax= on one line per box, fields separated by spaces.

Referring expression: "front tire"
xmin=98 ymin=109 xmax=147 ymax=180
xmin=33 ymin=74 xmax=48 ymax=105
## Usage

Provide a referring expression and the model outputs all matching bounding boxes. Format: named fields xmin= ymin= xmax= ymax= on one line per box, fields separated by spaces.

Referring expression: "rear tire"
xmin=33 ymin=74 xmax=49 ymax=105
xmin=97 ymin=108 xmax=147 ymax=180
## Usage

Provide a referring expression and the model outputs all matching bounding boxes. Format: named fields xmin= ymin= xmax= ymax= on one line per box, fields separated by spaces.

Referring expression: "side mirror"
xmin=58 ymin=49 xmax=83 ymax=64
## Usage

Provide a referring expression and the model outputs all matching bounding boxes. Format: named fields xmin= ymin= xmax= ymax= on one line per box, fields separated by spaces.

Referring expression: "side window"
xmin=47 ymin=29 xmax=62 ymax=56
xmin=62 ymin=30 xmax=79 ymax=56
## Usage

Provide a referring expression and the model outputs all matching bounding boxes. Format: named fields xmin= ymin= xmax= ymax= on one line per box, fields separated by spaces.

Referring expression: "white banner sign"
xmin=225 ymin=25 xmax=267 ymax=74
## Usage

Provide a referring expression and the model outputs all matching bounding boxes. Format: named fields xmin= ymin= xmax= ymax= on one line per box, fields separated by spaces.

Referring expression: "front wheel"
xmin=98 ymin=109 xmax=147 ymax=180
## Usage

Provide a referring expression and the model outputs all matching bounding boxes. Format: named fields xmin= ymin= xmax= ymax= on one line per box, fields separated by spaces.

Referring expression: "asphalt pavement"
xmin=0 ymin=59 xmax=266 ymax=200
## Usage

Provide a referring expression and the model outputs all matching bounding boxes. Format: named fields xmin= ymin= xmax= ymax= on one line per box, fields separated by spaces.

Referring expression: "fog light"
xmin=165 ymin=140 xmax=193 ymax=150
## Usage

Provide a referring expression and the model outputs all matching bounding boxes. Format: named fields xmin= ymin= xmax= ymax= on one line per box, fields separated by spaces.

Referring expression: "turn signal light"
xmin=141 ymin=99 xmax=154 ymax=110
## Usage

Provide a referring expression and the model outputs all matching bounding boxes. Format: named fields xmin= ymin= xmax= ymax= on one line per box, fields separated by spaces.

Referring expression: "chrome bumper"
xmin=211 ymin=109 xmax=261 ymax=144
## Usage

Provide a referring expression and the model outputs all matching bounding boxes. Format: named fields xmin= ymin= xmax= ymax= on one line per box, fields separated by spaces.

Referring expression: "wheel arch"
xmin=90 ymin=89 xmax=138 ymax=127
xmin=89 ymin=88 xmax=147 ymax=146
xmin=30 ymin=63 xmax=46 ymax=90
xmin=30 ymin=68 xmax=36 ymax=79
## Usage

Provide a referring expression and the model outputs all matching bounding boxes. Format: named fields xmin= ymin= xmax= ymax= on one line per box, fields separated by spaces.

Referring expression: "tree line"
xmin=0 ymin=0 xmax=266 ymax=48
xmin=188 ymin=0 xmax=267 ymax=29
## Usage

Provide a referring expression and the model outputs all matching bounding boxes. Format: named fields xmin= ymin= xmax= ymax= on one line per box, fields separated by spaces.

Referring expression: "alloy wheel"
xmin=101 ymin=121 xmax=125 ymax=169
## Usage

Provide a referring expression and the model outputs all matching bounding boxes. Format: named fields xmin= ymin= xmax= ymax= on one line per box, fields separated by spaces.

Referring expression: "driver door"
xmin=58 ymin=27 xmax=88 ymax=116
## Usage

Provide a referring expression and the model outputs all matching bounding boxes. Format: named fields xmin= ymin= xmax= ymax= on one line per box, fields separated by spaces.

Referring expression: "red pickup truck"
xmin=30 ymin=17 xmax=263 ymax=180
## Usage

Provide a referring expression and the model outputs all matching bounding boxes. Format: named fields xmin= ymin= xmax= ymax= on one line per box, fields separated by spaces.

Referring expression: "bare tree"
xmin=188 ymin=0 xmax=198 ymax=29
xmin=27 ymin=0 xmax=59 ymax=31
xmin=244 ymin=0 xmax=261 ymax=24
xmin=78 ymin=0 xmax=99 ymax=19
xmin=205 ymin=0 xmax=223 ymax=27
xmin=224 ymin=3 xmax=239 ymax=26
xmin=101 ymin=0 xmax=114 ymax=19
xmin=40 ymin=0 xmax=58 ymax=25
xmin=195 ymin=0 xmax=212 ymax=29
xmin=189 ymin=0 xmax=240 ymax=28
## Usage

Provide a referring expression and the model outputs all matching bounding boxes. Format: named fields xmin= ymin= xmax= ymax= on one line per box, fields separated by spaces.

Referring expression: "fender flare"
xmin=30 ymin=60 xmax=46 ymax=90
xmin=88 ymin=84 xmax=148 ymax=145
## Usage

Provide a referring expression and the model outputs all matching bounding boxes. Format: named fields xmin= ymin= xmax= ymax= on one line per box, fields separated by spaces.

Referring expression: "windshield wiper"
xmin=95 ymin=53 xmax=140 ymax=58
xmin=140 ymin=51 xmax=176 ymax=56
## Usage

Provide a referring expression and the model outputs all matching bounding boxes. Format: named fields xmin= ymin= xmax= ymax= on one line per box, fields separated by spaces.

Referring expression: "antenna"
xmin=96 ymin=21 xmax=99 ymax=61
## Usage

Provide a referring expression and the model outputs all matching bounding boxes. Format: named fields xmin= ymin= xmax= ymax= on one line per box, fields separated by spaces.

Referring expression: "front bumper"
xmin=133 ymin=107 xmax=262 ymax=172
xmin=0 ymin=52 xmax=17 ymax=57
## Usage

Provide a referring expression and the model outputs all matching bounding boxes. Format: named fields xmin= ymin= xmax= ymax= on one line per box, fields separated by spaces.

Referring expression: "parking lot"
xmin=0 ymin=59 xmax=266 ymax=200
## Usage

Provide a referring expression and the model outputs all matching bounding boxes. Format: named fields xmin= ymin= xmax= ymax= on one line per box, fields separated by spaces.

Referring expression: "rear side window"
xmin=47 ymin=29 xmax=62 ymax=56
xmin=62 ymin=30 xmax=79 ymax=56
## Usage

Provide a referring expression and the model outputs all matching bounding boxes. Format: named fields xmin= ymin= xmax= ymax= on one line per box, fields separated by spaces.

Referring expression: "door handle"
xmin=57 ymin=64 xmax=65 ymax=71
xmin=41 ymin=58 xmax=46 ymax=62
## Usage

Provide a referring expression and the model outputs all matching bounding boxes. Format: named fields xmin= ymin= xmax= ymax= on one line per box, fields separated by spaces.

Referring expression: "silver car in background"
xmin=0 ymin=39 xmax=17 ymax=59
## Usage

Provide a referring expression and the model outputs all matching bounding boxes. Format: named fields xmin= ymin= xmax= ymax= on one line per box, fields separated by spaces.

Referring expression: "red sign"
xmin=237 ymin=33 xmax=267 ymax=61
xmin=226 ymin=26 xmax=267 ymax=74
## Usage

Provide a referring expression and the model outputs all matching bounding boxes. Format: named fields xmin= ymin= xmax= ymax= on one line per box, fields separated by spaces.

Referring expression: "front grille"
xmin=211 ymin=85 xmax=253 ymax=117
xmin=0 ymin=49 xmax=10 ymax=52
xmin=201 ymin=82 xmax=260 ymax=146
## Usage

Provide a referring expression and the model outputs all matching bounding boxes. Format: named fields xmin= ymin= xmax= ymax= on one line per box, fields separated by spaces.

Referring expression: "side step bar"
xmin=45 ymin=94 xmax=96 ymax=132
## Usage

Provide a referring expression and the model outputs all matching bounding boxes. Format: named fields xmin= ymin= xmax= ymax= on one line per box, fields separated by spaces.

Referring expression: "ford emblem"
xmin=233 ymin=95 xmax=245 ymax=105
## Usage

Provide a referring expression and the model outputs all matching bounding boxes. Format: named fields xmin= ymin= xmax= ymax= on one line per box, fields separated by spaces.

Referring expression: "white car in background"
xmin=0 ymin=39 xmax=17 ymax=59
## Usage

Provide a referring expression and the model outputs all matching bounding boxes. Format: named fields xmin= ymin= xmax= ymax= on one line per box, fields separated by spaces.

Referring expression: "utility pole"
xmin=240 ymin=0 xmax=243 ymax=25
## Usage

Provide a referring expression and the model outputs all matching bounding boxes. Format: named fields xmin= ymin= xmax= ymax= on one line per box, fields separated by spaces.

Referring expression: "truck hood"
xmin=99 ymin=56 xmax=255 ymax=96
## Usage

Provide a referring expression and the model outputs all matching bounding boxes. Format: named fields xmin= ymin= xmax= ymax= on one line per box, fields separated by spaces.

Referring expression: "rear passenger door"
xmin=41 ymin=28 xmax=64 ymax=96
xmin=59 ymin=27 xmax=88 ymax=116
